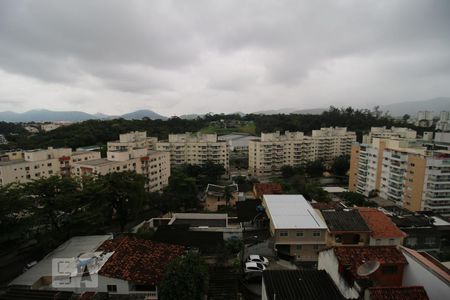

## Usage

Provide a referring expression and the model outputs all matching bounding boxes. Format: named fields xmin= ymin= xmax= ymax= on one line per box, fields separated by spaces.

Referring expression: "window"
xmin=279 ymin=231 xmax=288 ymax=237
xmin=313 ymin=245 xmax=319 ymax=250
xmin=389 ymin=239 xmax=396 ymax=245
xmin=296 ymin=245 xmax=302 ymax=250
xmin=405 ymin=237 xmax=417 ymax=247
xmin=312 ymin=231 xmax=321 ymax=237
xmin=107 ymin=285 xmax=117 ymax=292
xmin=424 ymin=237 xmax=436 ymax=246
xmin=296 ymin=231 xmax=304 ymax=237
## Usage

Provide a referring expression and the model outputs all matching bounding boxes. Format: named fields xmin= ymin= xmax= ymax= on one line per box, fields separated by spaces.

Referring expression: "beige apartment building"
xmin=0 ymin=147 xmax=101 ymax=186
xmin=249 ymin=127 xmax=356 ymax=176
xmin=362 ymin=126 xmax=417 ymax=144
xmin=262 ymin=194 xmax=328 ymax=263
xmin=156 ymin=132 xmax=229 ymax=170
xmin=349 ymin=137 xmax=450 ymax=215
xmin=72 ymin=132 xmax=170 ymax=192
xmin=107 ymin=131 xmax=158 ymax=152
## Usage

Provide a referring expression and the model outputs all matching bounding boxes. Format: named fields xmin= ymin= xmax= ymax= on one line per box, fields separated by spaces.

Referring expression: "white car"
xmin=244 ymin=262 xmax=266 ymax=273
xmin=246 ymin=255 xmax=269 ymax=266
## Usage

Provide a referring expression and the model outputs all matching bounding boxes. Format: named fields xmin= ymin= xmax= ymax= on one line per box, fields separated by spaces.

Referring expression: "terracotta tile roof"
xmin=332 ymin=246 xmax=407 ymax=280
xmin=368 ymin=286 xmax=429 ymax=300
xmin=97 ymin=236 xmax=185 ymax=286
xmin=254 ymin=183 xmax=283 ymax=197
xmin=358 ymin=207 xmax=407 ymax=239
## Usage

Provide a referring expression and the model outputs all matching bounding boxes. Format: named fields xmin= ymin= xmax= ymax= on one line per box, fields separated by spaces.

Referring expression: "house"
xmin=364 ymin=286 xmax=429 ymax=300
xmin=400 ymin=246 xmax=450 ymax=300
xmin=318 ymin=246 xmax=407 ymax=299
xmin=135 ymin=213 xmax=243 ymax=241
xmin=262 ymin=194 xmax=328 ymax=263
xmin=253 ymin=183 xmax=283 ymax=199
xmin=10 ymin=235 xmax=184 ymax=299
xmin=321 ymin=209 xmax=371 ymax=246
xmin=204 ymin=183 xmax=239 ymax=212
xmin=358 ymin=208 xmax=406 ymax=245
xmin=262 ymin=270 xmax=345 ymax=300
xmin=383 ymin=206 xmax=450 ymax=251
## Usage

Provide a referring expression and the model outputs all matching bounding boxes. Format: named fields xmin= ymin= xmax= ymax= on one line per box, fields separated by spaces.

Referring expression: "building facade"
xmin=0 ymin=147 xmax=101 ymax=186
xmin=362 ymin=127 xmax=417 ymax=144
xmin=156 ymin=132 xmax=229 ymax=169
xmin=349 ymin=138 xmax=450 ymax=215
xmin=249 ymin=127 xmax=356 ymax=176
xmin=262 ymin=195 xmax=328 ymax=263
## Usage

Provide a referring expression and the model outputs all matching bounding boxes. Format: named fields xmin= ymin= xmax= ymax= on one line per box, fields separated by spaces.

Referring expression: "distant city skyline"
xmin=0 ymin=1 xmax=450 ymax=116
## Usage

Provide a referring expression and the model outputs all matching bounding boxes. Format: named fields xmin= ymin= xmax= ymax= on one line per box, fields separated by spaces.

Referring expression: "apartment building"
xmin=0 ymin=147 xmax=100 ymax=186
xmin=156 ymin=132 xmax=229 ymax=169
xmin=249 ymin=127 xmax=356 ymax=176
xmin=262 ymin=194 xmax=328 ymax=263
xmin=72 ymin=148 xmax=170 ymax=192
xmin=349 ymin=137 xmax=450 ymax=215
xmin=362 ymin=126 xmax=417 ymax=144
xmin=107 ymin=131 xmax=157 ymax=151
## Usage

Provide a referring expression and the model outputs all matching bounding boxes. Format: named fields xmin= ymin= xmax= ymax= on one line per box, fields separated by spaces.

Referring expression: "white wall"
xmin=318 ymin=250 xmax=360 ymax=299
xmin=402 ymin=252 xmax=450 ymax=300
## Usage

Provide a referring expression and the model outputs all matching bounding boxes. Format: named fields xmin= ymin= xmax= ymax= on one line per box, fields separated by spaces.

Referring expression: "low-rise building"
xmin=357 ymin=207 xmax=406 ymax=246
xmin=10 ymin=235 xmax=184 ymax=298
xmin=318 ymin=246 xmax=408 ymax=299
xmin=362 ymin=127 xmax=417 ymax=144
xmin=262 ymin=194 xmax=328 ymax=263
xmin=321 ymin=209 xmax=371 ymax=246
xmin=203 ymin=183 xmax=239 ymax=211
xmin=156 ymin=132 xmax=229 ymax=169
xmin=253 ymin=182 xmax=283 ymax=199
xmin=365 ymin=286 xmax=429 ymax=300
xmin=249 ymin=127 xmax=356 ymax=176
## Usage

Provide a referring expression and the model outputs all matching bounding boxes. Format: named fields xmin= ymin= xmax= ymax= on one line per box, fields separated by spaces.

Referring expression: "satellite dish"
xmin=356 ymin=260 xmax=380 ymax=277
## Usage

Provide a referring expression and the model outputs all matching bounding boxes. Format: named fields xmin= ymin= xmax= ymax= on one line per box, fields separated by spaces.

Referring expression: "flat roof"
xmin=263 ymin=195 xmax=327 ymax=229
xmin=322 ymin=186 xmax=348 ymax=193
xmin=10 ymin=235 xmax=112 ymax=287
xmin=72 ymin=158 xmax=114 ymax=167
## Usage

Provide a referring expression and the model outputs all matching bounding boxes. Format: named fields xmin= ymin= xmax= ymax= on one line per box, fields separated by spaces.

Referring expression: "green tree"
xmin=340 ymin=192 xmax=377 ymax=207
xmin=165 ymin=169 xmax=198 ymax=210
xmin=331 ymin=155 xmax=350 ymax=177
xmin=159 ymin=253 xmax=209 ymax=300
xmin=306 ymin=160 xmax=325 ymax=178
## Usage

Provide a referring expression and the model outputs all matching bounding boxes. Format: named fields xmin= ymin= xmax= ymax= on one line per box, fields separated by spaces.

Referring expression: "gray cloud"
xmin=0 ymin=0 xmax=449 ymax=115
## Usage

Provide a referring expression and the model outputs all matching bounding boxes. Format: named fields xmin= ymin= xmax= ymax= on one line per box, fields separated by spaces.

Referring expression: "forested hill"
xmin=0 ymin=107 xmax=423 ymax=151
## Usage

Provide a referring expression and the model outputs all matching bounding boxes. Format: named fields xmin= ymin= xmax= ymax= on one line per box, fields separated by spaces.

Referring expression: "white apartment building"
xmin=249 ymin=127 xmax=356 ymax=176
xmin=362 ymin=126 xmax=417 ymax=144
xmin=156 ymin=132 xmax=229 ymax=169
xmin=349 ymin=138 xmax=450 ymax=215
xmin=73 ymin=132 xmax=170 ymax=192
xmin=436 ymin=111 xmax=450 ymax=132
xmin=107 ymin=131 xmax=158 ymax=151
xmin=416 ymin=111 xmax=434 ymax=127
xmin=0 ymin=147 xmax=101 ymax=186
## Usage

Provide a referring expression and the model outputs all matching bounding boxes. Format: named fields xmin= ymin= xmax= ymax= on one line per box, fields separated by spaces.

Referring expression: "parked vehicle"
xmin=244 ymin=262 xmax=266 ymax=273
xmin=246 ymin=254 xmax=269 ymax=266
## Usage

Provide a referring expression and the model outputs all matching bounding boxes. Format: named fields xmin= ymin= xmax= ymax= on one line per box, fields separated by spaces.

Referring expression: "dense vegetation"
xmin=0 ymin=106 xmax=422 ymax=151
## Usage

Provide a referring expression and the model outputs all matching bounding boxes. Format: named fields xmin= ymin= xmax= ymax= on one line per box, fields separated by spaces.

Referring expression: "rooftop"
xmin=358 ymin=207 xmax=406 ymax=239
xmin=254 ymin=183 xmax=283 ymax=197
xmin=169 ymin=213 xmax=228 ymax=227
xmin=97 ymin=236 xmax=185 ymax=286
xmin=263 ymin=195 xmax=327 ymax=229
xmin=263 ymin=270 xmax=345 ymax=300
xmin=72 ymin=158 xmax=114 ymax=167
xmin=10 ymin=235 xmax=112 ymax=286
xmin=330 ymin=246 xmax=407 ymax=280
xmin=321 ymin=210 xmax=370 ymax=232
xmin=367 ymin=286 xmax=429 ymax=300
xmin=206 ymin=183 xmax=238 ymax=195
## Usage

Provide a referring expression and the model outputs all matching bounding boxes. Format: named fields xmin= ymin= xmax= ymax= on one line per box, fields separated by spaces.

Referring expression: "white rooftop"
xmin=263 ymin=194 xmax=327 ymax=229
xmin=10 ymin=235 xmax=112 ymax=287
xmin=322 ymin=186 xmax=348 ymax=193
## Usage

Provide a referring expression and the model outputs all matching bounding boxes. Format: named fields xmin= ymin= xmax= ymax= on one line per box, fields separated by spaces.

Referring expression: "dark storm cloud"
xmin=0 ymin=0 xmax=449 ymax=114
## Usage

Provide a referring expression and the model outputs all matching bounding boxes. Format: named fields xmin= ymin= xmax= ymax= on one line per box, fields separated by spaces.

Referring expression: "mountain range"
xmin=0 ymin=97 xmax=448 ymax=122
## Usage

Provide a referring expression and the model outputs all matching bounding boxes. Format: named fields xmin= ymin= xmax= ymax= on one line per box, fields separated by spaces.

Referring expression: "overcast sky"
xmin=0 ymin=0 xmax=449 ymax=116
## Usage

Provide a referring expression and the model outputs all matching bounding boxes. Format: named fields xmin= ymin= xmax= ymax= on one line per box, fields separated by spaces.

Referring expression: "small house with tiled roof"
xmin=318 ymin=246 xmax=407 ymax=299
xmin=321 ymin=209 xmax=371 ymax=246
xmin=358 ymin=207 xmax=406 ymax=246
